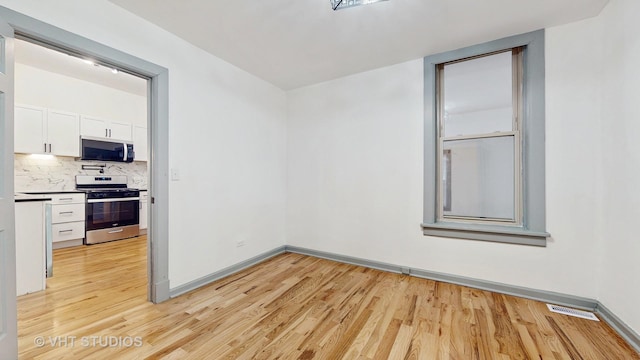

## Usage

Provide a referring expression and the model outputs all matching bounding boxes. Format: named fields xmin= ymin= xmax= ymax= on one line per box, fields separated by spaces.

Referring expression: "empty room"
xmin=1 ymin=0 xmax=639 ymax=359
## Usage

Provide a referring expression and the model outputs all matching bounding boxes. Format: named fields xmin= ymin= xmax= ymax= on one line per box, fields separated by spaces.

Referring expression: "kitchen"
xmin=13 ymin=38 xmax=149 ymax=296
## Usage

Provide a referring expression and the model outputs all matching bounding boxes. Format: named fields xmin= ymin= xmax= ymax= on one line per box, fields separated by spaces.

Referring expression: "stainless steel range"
xmin=76 ymin=175 xmax=140 ymax=244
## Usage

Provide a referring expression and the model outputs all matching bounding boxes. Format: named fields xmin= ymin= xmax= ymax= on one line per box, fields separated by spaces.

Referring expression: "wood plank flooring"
xmin=17 ymin=236 xmax=639 ymax=359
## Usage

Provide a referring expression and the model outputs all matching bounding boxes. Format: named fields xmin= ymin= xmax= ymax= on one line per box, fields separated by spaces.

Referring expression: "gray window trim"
xmin=422 ymin=29 xmax=549 ymax=247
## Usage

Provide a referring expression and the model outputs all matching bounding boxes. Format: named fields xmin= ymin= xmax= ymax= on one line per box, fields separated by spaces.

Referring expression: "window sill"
xmin=421 ymin=222 xmax=549 ymax=247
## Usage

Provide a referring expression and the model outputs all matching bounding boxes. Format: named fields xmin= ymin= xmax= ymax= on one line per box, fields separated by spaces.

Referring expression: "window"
xmin=422 ymin=30 xmax=549 ymax=246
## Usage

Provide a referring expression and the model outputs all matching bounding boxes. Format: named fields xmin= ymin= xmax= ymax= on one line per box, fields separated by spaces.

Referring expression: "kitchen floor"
xmin=16 ymin=237 xmax=640 ymax=359
xmin=17 ymin=236 xmax=148 ymax=359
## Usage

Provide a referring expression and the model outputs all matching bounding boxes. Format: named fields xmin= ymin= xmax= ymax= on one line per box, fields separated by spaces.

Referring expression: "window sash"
xmin=438 ymin=132 xmax=521 ymax=225
xmin=435 ymin=49 xmax=523 ymax=226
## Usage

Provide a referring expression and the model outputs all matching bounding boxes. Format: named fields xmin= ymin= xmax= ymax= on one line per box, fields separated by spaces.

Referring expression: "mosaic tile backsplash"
xmin=14 ymin=154 xmax=148 ymax=192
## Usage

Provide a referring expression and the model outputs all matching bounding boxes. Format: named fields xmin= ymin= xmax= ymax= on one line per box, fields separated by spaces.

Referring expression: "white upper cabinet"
xmin=14 ymin=105 xmax=80 ymax=156
xmin=110 ymin=121 xmax=133 ymax=141
xmin=80 ymin=115 xmax=132 ymax=141
xmin=133 ymin=126 xmax=147 ymax=161
xmin=47 ymin=110 xmax=80 ymax=157
xmin=14 ymin=105 xmax=46 ymax=154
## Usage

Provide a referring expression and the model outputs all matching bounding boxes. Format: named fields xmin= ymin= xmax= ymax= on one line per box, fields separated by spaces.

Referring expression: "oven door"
xmin=86 ymin=198 xmax=140 ymax=231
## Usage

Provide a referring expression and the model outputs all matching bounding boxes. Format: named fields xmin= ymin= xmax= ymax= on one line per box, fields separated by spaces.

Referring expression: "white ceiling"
xmin=15 ymin=39 xmax=148 ymax=97
xmin=108 ymin=0 xmax=607 ymax=90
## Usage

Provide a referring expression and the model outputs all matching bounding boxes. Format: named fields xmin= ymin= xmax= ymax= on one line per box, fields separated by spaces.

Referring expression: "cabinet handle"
xmin=58 ymin=211 xmax=74 ymax=215
xmin=105 ymin=128 xmax=108 ymax=137
xmin=58 ymin=197 xmax=73 ymax=201
xmin=44 ymin=143 xmax=47 ymax=152
xmin=58 ymin=229 xmax=73 ymax=233
xmin=48 ymin=143 xmax=52 ymax=153
xmin=109 ymin=129 xmax=112 ymax=137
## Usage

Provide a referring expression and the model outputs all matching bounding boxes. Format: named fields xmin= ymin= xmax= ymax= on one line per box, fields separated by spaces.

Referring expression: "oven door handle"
xmin=87 ymin=197 xmax=140 ymax=203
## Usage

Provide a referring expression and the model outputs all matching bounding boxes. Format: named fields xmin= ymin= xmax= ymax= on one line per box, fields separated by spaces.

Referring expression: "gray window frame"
xmin=422 ymin=30 xmax=549 ymax=246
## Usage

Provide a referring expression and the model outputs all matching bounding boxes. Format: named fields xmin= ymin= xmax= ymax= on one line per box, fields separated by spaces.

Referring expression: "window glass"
xmin=443 ymin=51 xmax=513 ymax=137
xmin=442 ymin=136 xmax=515 ymax=220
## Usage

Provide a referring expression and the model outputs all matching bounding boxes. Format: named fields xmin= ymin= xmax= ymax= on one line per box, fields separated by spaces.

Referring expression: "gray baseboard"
xmin=285 ymin=245 xmax=596 ymax=310
xmin=169 ymin=246 xmax=286 ymax=298
xmin=285 ymin=245 xmax=638 ymax=354
xmin=285 ymin=245 xmax=405 ymax=274
xmin=152 ymin=279 xmax=170 ymax=303
xmin=408 ymin=268 xmax=597 ymax=310
xmin=166 ymin=243 xmax=639 ymax=355
xmin=596 ymin=302 xmax=640 ymax=354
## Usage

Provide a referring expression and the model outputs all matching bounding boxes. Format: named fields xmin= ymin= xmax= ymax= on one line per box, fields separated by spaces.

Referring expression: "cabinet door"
xmin=109 ymin=120 xmax=132 ymax=141
xmin=15 ymin=201 xmax=45 ymax=296
xmin=133 ymin=126 xmax=147 ymax=161
xmin=51 ymin=203 xmax=85 ymax=223
xmin=15 ymin=105 xmax=46 ymax=154
xmin=80 ymin=115 xmax=108 ymax=138
xmin=51 ymin=222 xmax=85 ymax=243
xmin=47 ymin=110 xmax=80 ymax=157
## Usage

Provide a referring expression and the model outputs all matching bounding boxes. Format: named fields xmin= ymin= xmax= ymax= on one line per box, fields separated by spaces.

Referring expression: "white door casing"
xmin=0 ymin=15 xmax=17 ymax=360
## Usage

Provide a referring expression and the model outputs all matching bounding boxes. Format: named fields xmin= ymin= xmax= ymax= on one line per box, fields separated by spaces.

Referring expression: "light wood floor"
xmin=17 ymin=236 xmax=639 ymax=359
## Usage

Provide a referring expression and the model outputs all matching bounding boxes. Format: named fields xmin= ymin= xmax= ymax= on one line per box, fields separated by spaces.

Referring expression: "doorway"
xmin=13 ymin=35 xmax=150 ymax=287
xmin=0 ymin=7 xmax=170 ymax=303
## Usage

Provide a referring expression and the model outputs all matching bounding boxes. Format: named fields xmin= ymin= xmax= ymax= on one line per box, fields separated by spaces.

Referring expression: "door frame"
xmin=0 ymin=6 xmax=170 ymax=303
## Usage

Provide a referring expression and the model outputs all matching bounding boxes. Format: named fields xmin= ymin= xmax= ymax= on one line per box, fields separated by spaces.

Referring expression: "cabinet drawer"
xmin=51 ymin=203 xmax=85 ymax=223
xmin=52 ymin=221 xmax=85 ymax=242
xmin=50 ymin=193 xmax=85 ymax=204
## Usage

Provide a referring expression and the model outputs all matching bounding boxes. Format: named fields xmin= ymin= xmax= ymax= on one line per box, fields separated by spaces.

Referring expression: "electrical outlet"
xmin=236 ymin=240 xmax=245 ymax=247
xmin=170 ymin=168 xmax=180 ymax=181
xmin=401 ymin=267 xmax=411 ymax=275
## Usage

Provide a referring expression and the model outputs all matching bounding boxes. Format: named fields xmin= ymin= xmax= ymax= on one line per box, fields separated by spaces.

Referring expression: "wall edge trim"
xmin=167 ymin=244 xmax=639 ymax=355
xmin=596 ymin=302 xmax=640 ymax=354
xmin=169 ymin=246 xmax=286 ymax=298
xmin=286 ymin=245 xmax=595 ymax=309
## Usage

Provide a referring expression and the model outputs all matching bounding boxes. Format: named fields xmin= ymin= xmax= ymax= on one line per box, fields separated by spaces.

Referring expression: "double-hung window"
xmin=422 ymin=30 xmax=549 ymax=246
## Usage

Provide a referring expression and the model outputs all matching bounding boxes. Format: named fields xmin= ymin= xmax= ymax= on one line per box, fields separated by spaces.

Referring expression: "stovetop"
xmin=75 ymin=175 xmax=139 ymax=198
xmin=78 ymin=187 xmax=139 ymax=193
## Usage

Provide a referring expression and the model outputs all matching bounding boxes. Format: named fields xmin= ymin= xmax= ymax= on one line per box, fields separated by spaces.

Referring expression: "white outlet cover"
xmin=170 ymin=168 xmax=180 ymax=181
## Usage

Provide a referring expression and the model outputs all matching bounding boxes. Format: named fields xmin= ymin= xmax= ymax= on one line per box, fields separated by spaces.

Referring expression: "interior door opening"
xmin=0 ymin=7 xmax=170 ymax=357
xmin=12 ymin=35 xmax=153 ymax=299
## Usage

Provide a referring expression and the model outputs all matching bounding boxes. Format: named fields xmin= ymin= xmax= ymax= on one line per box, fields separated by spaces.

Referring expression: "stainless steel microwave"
xmin=80 ymin=137 xmax=134 ymax=163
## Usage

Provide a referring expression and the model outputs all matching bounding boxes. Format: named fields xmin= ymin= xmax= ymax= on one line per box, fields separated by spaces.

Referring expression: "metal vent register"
xmin=547 ymin=304 xmax=599 ymax=321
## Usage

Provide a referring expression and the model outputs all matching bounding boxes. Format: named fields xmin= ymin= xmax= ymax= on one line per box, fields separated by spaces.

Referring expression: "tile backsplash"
xmin=14 ymin=154 xmax=148 ymax=191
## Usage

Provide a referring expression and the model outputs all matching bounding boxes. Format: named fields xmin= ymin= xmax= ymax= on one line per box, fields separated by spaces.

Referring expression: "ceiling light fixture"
xmin=331 ymin=0 xmax=388 ymax=11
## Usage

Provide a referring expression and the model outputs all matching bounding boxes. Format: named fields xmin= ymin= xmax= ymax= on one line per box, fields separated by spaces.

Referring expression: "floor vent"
xmin=547 ymin=304 xmax=599 ymax=321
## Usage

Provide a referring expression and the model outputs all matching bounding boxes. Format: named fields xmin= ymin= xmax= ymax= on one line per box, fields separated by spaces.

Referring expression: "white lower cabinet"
xmin=50 ymin=193 xmax=85 ymax=249
xmin=15 ymin=200 xmax=46 ymax=296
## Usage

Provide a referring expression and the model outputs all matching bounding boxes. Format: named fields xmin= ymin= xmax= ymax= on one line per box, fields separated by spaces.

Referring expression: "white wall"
xmin=0 ymin=0 xmax=288 ymax=288
xmin=15 ymin=63 xmax=147 ymax=126
xmin=598 ymin=0 xmax=640 ymax=334
xmin=4 ymin=0 xmax=637 ymax=337
xmin=287 ymin=16 xmax=605 ymax=299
